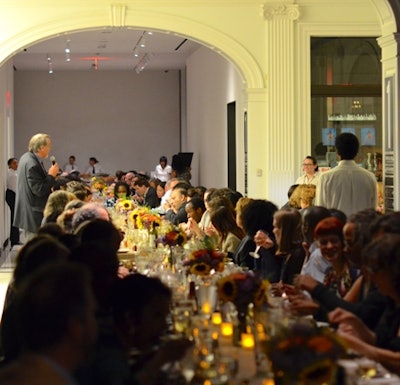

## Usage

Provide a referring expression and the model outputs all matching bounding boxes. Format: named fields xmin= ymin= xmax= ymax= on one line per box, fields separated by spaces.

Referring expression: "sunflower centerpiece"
xmin=265 ymin=320 xmax=346 ymax=385
xmin=156 ymin=226 xmax=188 ymax=270
xmin=90 ymin=176 xmax=107 ymax=193
xmin=183 ymin=236 xmax=225 ymax=276
xmin=129 ymin=207 xmax=161 ymax=230
xmin=217 ymin=271 xmax=269 ymax=346
xmin=217 ymin=270 xmax=269 ymax=311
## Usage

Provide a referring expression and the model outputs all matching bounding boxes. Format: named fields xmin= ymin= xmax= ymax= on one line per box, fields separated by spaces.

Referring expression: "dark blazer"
xmin=14 ymin=151 xmax=57 ymax=233
xmin=165 ymin=202 xmax=188 ymax=225
xmin=143 ymin=186 xmax=158 ymax=208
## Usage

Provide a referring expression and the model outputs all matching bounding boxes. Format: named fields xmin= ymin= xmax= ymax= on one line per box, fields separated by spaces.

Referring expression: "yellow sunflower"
xmin=190 ymin=262 xmax=211 ymax=276
xmin=116 ymin=199 xmax=134 ymax=212
xmin=217 ymin=276 xmax=238 ymax=303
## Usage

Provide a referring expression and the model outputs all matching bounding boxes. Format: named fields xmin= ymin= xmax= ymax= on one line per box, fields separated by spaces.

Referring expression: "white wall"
xmin=186 ymin=47 xmax=244 ymax=191
xmin=14 ymin=70 xmax=181 ymax=174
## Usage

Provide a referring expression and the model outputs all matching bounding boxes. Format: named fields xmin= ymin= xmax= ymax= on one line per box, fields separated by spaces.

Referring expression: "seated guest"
xmin=328 ymin=234 xmax=400 ymax=374
xmin=0 ymin=234 xmax=71 ymax=363
xmin=273 ymin=208 xmax=306 ymax=286
xmin=106 ymin=181 xmax=131 ymax=207
xmin=289 ymin=208 xmax=386 ymax=330
xmin=164 ymin=184 xmax=189 ymax=225
xmin=75 ymin=274 xmax=191 ymax=385
xmin=155 ymin=181 xmax=166 ymax=205
xmin=65 ymin=180 xmax=92 ymax=202
xmin=240 ymin=199 xmax=279 ymax=280
xmin=84 ymin=156 xmax=105 ymax=176
xmin=289 ymin=184 xmax=316 ymax=210
xmin=71 ymin=202 xmax=110 ymax=233
xmin=133 ymin=177 xmax=158 ymax=208
xmin=210 ymin=205 xmax=244 ymax=257
xmin=185 ymin=196 xmax=206 ymax=225
xmin=42 ymin=189 xmax=76 ymax=225
xmin=295 ymin=217 xmax=358 ymax=299
xmin=280 ymin=184 xmax=300 ymax=209
xmin=63 ymin=155 xmax=79 ymax=174
xmin=0 ymin=263 xmax=97 ymax=384
xmin=232 ymin=197 xmax=255 ymax=265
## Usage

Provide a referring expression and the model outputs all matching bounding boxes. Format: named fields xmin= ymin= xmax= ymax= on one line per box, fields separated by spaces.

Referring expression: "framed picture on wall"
xmin=322 ymin=128 xmax=336 ymax=146
xmin=361 ymin=127 xmax=376 ymax=146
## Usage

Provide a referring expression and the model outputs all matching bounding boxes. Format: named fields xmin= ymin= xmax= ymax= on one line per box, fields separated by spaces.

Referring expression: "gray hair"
xmin=28 ymin=133 xmax=50 ymax=153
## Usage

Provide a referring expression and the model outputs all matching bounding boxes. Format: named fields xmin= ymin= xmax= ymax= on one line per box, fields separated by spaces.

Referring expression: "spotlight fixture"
xmin=65 ymin=39 xmax=71 ymax=62
xmin=47 ymin=54 xmax=53 ymax=74
xmin=134 ymin=53 xmax=153 ymax=74
xmin=132 ymin=30 xmax=151 ymax=59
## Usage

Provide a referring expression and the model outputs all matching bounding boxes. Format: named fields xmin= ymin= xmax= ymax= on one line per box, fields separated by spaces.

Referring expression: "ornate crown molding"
xmin=261 ymin=4 xmax=300 ymax=21
xmin=110 ymin=3 xmax=127 ymax=27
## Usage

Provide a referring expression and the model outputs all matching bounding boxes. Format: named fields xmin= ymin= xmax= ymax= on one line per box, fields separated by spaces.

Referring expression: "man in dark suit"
xmin=133 ymin=176 xmax=158 ymax=208
xmin=14 ymin=133 xmax=59 ymax=239
xmin=164 ymin=184 xmax=189 ymax=225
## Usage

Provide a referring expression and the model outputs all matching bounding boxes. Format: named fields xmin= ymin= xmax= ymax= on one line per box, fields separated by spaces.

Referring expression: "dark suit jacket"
xmin=165 ymin=202 xmax=188 ymax=225
xmin=143 ymin=186 xmax=158 ymax=208
xmin=14 ymin=151 xmax=57 ymax=233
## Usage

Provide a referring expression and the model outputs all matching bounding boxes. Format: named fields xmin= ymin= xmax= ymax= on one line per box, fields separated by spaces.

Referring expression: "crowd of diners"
xmin=1 ymin=139 xmax=399 ymax=383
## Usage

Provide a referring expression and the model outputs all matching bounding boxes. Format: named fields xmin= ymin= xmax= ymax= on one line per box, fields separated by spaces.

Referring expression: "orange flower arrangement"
xmin=266 ymin=321 xmax=346 ymax=384
xmin=129 ymin=207 xmax=161 ymax=230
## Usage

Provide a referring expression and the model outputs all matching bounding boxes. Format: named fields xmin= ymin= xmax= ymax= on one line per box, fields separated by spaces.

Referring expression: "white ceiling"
xmin=12 ymin=28 xmax=201 ymax=72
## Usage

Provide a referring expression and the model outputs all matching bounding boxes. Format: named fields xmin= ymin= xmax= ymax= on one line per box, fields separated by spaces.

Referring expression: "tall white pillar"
xmin=248 ymin=3 xmax=300 ymax=206
xmin=378 ymin=32 xmax=400 ymax=211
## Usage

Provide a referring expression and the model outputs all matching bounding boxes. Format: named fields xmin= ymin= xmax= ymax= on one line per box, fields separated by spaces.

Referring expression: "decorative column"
xmin=249 ymin=3 xmax=300 ymax=206
xmin=377 ymin=32 xmax=400 ymax=211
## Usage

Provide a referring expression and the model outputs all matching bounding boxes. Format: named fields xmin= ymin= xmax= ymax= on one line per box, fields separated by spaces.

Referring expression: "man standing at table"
xmin=6 ymin=157 xmax=20 ymax=246
xmin=14 ymin=133 xmax=59 ymax=240
xmin=315 ymin=132 xmax=377 ymax=217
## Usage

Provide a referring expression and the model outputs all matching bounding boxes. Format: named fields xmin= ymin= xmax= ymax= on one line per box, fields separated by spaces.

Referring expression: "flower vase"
xmin=232 ymin=304 xmax=250 ymax=347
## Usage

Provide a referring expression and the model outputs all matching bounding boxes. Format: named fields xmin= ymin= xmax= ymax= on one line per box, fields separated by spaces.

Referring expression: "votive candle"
xmin=221 ymin=322 xmax=233 ymax=336
xmin=201 ymin=301 xmax=211 ymax=314
xmin=241 ymin=332 xmax=255 ymax=349
xmin=211 ymin=311 xmax=222 ymax=325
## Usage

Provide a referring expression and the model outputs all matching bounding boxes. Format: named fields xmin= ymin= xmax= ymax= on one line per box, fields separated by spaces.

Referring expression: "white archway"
xmin=0 ymin=7 xmax=264 ymax=90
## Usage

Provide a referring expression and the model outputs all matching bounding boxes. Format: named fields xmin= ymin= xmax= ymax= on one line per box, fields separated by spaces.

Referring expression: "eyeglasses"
xmin=302 ymin=163 xmax=314 ymax=166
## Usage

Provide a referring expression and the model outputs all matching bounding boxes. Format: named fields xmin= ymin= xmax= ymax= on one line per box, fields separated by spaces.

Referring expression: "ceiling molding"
xmin=110 ymin=4 xmax=127 ymax=27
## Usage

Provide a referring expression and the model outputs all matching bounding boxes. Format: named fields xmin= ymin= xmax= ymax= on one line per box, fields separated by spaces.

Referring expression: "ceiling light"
xmin=139 ymin=36 xmax=146 ymax=48
xmin=65 ymin=40 xmax=71 ymax=62
xmin=47 ymin=54 xmax=53 ymax=74
xmin=134 ymin=53 xmax=153 ymax=74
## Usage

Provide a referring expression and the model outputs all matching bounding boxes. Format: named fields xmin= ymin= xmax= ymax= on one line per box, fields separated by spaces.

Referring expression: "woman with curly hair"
xmin=290 ymin=184 xmax=316 ymax=210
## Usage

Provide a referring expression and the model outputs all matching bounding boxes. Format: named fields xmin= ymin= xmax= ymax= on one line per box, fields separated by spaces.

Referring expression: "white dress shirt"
xmin=315 ymin=159 xmax=377 ymax=217
xmin=154 ymin=164 xmax=172 ymax=182
xmin=296 ymin=172 xmax=320 ymax=186
xmin=7 ymin=168 xmax=17 ymax=192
